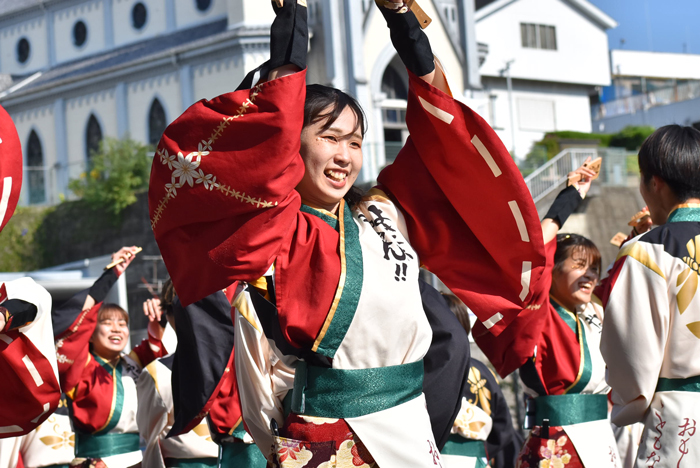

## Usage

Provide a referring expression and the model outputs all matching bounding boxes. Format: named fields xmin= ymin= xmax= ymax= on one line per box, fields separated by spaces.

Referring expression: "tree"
xmin=68 ymin=137 xmax=152 ymax=218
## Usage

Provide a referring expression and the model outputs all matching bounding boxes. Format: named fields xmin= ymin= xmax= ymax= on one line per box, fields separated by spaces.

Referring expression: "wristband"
xmin=544 ymin=185 xmax=582 ymax=228
xmin=377 ymin=2 xmax=435 ymax=77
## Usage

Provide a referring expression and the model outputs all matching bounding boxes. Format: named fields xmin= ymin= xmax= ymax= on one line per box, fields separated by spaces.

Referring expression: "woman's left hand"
xmin=567 ymin=157 xmax=597 ymax=199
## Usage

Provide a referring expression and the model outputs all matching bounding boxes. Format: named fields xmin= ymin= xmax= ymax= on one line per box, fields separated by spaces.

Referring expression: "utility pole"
xmin=501 ymin=59 xmax=516 ymax=159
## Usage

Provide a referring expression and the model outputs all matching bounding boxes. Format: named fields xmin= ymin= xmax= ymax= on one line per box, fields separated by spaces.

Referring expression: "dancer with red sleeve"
xmin=54 ymin=247 xmax=167 ymax=467
xmin=474 ymin=161 xmax=621 ymax=468
xmin=1 ymin=104 xmax=62 ymax=468
xmin=149 ymin=1 xmax=545 ymax=466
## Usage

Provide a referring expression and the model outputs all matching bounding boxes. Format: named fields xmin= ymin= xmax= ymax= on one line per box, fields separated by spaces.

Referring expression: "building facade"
xmin=0 ymin=0 xmax=614 ymax=207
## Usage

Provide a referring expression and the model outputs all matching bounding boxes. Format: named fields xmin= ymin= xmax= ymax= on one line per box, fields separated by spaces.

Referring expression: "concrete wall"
xmin=476 ymin=0 xmax=612 ymax=87
xmin=592 ymin=96 xmax=700 ymax=134
xmin=175 ymin=0 xmax=227 ymax=30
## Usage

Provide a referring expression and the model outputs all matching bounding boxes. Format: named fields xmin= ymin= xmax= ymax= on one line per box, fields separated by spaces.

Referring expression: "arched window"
xmin=26 ymin=130 xmax=45 ymax=204
xmin=86 ymin=114 xmax=103 ymax=161
xmin=148 ymin=98 xmax=167 ymax=146
xmin=381 ymin=65 xmax=408 ymax=101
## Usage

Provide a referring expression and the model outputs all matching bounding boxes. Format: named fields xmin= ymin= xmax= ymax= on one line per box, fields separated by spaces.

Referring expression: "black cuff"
xmin=88 ymin=268 xmax=119 ymax=304
xmin=265 ymin=1 xmax=308 ymax=75
xmin=378 ymin=4 xmax=435 ymax=77
xmin=544 ymin=185 xmax=582 ymax=228
xmin=1 ymin=299 xmax=38 ymax=331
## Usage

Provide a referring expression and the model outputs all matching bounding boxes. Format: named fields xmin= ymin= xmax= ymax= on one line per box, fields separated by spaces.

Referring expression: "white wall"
xmin=0 ymin=16 xmax=48 ymax=75
xmin=65 ymin=89 xmax=118 ymax=179
xmin=226 ymin=0 xmax=274 ymax=29
xmin=126 ymin=72 xmax=181 ymax=143
xmin=175 ymin=0 xmax=227 ymax=30
xmin=611 ymin=49 xmax=700 ymax=80
xmin=113 ymin=0 xmax=168 ymax=48
xmin=11 ymin=106 xmax=58 ymax=204
xmin=54 ymin=0 xmax=106 ymax=64
xmin=477 ymin=0 xmax=611 ymax=86
xmin=192 ymin=53 xmax=259 ymax=101
xmin=484 ymin=77 xmax=592 ymax=157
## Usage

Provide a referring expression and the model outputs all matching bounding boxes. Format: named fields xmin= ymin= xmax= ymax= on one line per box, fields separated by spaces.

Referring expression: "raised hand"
xmin=143 ymin=297 xmax=162 ymax=323
xmin=567 ymin=157 xmax=597 ymax=199
xmin=110 ymin=246 xmax=140 ymax=276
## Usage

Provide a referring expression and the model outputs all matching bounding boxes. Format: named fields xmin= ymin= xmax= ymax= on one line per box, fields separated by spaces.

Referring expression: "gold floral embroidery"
xmin=151 ymin=85 xmax=279 ymax=230
xmin=39 ymin=419 xmax=75 ymax=450
xmin=468 ymin=366 xmax=492 ymax=416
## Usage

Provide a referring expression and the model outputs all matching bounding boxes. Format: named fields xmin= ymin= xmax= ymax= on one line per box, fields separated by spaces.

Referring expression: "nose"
xmin=334 ymin=142 xmax=352 ymax=165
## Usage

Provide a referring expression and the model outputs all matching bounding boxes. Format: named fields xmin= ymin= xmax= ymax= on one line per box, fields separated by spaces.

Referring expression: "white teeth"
xmin=325 ymin=170 xmax=347 ymax=182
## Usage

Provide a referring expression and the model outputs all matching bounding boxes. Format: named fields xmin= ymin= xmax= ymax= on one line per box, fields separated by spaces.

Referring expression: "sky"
xmin=587 ymin=0 xmax=700 ymax=54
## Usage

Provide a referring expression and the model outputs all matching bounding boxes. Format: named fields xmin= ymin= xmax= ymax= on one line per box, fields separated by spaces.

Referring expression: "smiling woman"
xmin=475 ymin=161 xmax=621 ymax=468
xmin=53 ymin=246 xmax=168 ymax=468
xmin=149 ymin=1 xmax=547 ymax=466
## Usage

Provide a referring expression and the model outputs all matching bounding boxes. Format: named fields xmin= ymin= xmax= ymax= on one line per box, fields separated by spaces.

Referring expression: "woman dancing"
xmin=149 ymin=1 xmax=545 ymax=466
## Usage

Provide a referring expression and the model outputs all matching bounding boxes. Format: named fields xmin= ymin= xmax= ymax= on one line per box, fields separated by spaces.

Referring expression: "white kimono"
xmin=601 ymin=204 xmax=700 ymax=468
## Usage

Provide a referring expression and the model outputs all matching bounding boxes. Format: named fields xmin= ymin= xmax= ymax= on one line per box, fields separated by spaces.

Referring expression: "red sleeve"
xmin=128 ymin=334 xmax=167 ymax=369
xmin=473 ymin=238 xmax=555 ymax=377
xmin=55 ymin=302 xmax=101 ymax=392
xmin=377 ymin=71 xmax=546 ymax=337
xmin=149 ymin=71 xmax=308 ymax=306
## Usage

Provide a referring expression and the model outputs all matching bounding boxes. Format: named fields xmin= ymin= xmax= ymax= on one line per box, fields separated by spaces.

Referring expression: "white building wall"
xmin=175 ymin=0 xmax=227 ymax=30
xmin=610 ymin=49 xmax=700 ymax=81
xmin=65 ymin=90 xmax=118 ymax=179
xmin=191 ymin=52 xmax=262 ymax=101
xmin=11 ymin=106 xmax=58 ymax=204
xmin=126 ymin=72 xmax=181 ymax=143
xmin=113 ymin=0 xmax=168 ymax=47
xmin=485 ymin=78 xmax=592 ymax=157
xmin=0 ymin=16 xmax=48 ymax=75
xmin=226 ymin=0 xmax=275 ymax=29
xmin=54 ymin=1 xmax=106 ymax=64
xmin=477 ymin=0 xmax=611 ymax=87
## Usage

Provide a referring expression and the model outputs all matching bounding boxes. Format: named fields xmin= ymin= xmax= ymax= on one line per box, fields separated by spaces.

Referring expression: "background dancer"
xmin=599 ymin=125 xmax=700 ymax=468
xmin=53 ymin=246 xmax=167 ymax=467
xmin=475 ymin=160 xmax=621 ymax=468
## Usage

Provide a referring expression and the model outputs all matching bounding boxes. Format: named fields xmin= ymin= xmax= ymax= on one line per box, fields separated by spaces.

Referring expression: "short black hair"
xmin=638 ymin=125 xmax=700 ymax=201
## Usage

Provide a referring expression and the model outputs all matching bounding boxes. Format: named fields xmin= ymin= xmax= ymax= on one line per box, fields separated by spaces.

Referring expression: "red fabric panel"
xmin=205 ymin=343 xmax=240 ymax=437
xmin=594 ymin=255 xmax=628 ymax=310
xmin=474 ymin=239 xmax=555 ymax=377
xmin=56 ymin=303 xmax=101 ymax=392
xmin=275 ymin=213 xmax=340 ymax=349
xmin=0 ymin=331 xmax=61 ymax=436
xmin=378 ymin=72 xmax=546 ymax=337
xmin=149 ymin=72 xmax=308 ymax=306
xmin=130 ymin=335 xmax=167 ymax=370
xmin=0 ymin=105 xmax=23 ymax=233
xmin=69 ymin=357 xmax=114 ymax=433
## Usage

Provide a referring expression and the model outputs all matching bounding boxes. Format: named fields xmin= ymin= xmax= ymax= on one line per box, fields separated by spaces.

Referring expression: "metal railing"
xmin=523 ymin=148 xmax=597 ymax=203
xmin=592 ymin=81 xmax=700 ymax=120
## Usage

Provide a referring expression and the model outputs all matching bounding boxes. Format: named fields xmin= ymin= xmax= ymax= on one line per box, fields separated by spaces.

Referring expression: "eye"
xmin=350 ymin=140 xmax=362 ymax=149
xmin=321 ymin=135 xmax=338 ymax=143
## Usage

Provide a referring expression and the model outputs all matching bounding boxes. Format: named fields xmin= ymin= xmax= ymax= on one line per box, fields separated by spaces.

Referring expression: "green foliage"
xmin=609 ymin=126 xmax=656 ymax=150
xmin=0 ymin=206 xmax=53 ymax=272
xmin=68 ymin=137 xmax=152 ymax=219
xmin=522 ymin=126 xmax=656 ymax=172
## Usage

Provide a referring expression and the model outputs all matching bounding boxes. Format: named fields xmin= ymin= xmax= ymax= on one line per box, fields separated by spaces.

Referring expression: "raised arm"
xmin=149 ymin=2 xmax=310 ymax=307
xmin=541 ymin=158 xmax=596 ymax=244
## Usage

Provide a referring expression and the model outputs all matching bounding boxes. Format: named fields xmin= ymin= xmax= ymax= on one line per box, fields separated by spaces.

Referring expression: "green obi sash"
xmin=657 ymin=375 xmax=700 ymax=392
xmin=75 ymin=431 xmax=139 ymax=458
xmin=291 ymin=360 xmax=424 ymax=419
xmin=219 ymin=441 xmax=267 ymax=467
xmin=441 ymin=435 xmax=487 ymax=463
xmin=164 ymin=457 xmax=218 ymax=468
xmin=525 ymin=394 xmax=607 ymax=427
